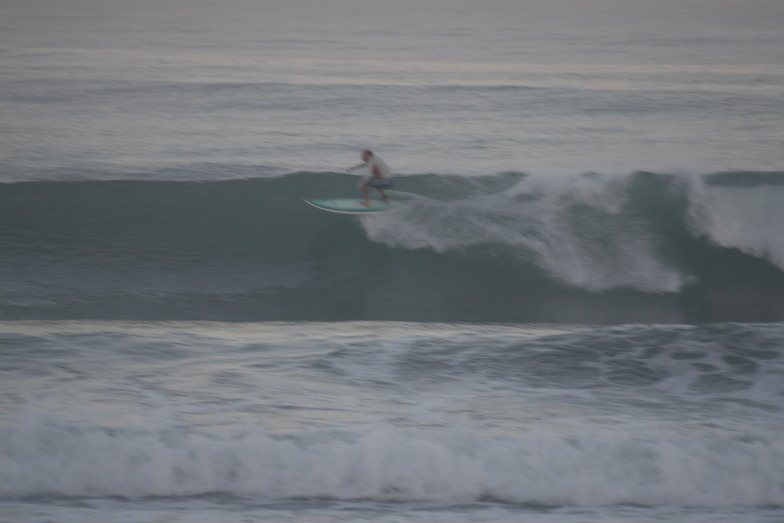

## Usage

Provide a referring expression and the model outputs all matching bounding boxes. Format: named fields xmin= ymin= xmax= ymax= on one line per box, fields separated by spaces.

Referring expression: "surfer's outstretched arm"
xmin=346 ymin=162 xmax=367 ymax=173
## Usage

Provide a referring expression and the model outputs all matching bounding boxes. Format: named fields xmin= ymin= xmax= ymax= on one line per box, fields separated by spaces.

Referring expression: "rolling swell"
xmin=2 ymin=171 xmax=783 ymax=323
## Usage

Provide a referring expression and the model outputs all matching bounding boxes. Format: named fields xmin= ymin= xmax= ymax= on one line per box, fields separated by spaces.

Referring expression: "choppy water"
xmin=2 ymin=0 xmax=783 ymax=521
xmin=2 ymin=321 xmax=784 ymax=523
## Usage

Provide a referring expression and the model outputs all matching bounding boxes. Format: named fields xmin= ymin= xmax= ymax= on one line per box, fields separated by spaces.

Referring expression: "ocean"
xmin=1 ymin=0 xmax=784 ymax=522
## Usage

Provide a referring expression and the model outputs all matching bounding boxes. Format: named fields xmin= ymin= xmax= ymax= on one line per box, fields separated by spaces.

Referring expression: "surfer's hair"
xmin=362 ymin=149 xmax=373 ymax=157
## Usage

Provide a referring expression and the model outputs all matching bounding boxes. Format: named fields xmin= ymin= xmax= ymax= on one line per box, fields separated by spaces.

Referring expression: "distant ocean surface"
xmin=2 ymin=0 xmax=783 ymax=522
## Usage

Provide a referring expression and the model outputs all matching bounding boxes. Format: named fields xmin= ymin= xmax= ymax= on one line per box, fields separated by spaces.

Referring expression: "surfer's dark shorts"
xmin=366 ymin=178 xmax=393 ymax=189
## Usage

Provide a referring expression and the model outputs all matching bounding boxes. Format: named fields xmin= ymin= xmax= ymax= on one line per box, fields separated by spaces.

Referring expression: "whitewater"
xmin=2 ymin=320 xmax=784 ymax=523
xmin=2 ymin=0 xmax=784 ymax=522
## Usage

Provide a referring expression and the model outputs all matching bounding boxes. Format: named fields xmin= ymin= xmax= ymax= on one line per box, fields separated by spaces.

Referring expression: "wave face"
xmin=2 ymin=170 xmax=784 ymax=323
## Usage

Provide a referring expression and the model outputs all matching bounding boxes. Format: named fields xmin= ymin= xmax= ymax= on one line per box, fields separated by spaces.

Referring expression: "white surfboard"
xmin=304 ymin=198 xmax=392 ymax=215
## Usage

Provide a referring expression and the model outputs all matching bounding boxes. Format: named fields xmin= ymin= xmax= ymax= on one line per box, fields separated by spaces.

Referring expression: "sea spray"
xmin=362 ymin=172 xmax=691 ymax=292
xmin=687 ymin=172 xmax=784 ymax=270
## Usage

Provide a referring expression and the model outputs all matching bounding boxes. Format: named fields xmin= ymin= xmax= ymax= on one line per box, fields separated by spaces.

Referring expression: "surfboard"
xmin=304 ymin=198 xmax=392 ymax=215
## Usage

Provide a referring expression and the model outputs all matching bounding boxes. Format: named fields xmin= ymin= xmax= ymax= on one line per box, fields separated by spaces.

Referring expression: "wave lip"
xmin=689 ymin=171 xmax=784 ymax=270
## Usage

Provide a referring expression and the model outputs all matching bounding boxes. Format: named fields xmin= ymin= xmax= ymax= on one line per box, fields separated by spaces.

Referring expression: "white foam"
xmin=362 ymin=173 xmax=688 ymax=292
xmin=2 ymin=413 xmax=782 ymax=507
xmin=687 ymin=176 xmax=784 ymax=270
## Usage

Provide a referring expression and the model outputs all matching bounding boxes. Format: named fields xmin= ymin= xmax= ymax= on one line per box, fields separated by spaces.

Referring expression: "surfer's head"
xmin=362 ymin=149 xmax=373 ymax=161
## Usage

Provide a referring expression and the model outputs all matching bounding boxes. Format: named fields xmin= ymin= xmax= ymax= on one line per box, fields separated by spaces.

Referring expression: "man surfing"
xmin=346 ymin=149 xmax=393 ymax=207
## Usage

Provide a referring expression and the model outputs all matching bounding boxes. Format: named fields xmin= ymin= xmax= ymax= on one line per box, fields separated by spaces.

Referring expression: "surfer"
xmin=346 ymin=149 xmax=393 ymax=207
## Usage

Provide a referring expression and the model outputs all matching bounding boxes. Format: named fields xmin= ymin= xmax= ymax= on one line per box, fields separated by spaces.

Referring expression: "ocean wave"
xmin=2 ymin=415 xmax=782 ymax=507
xmin=1 ymin=171 xmax=783 ymax=322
